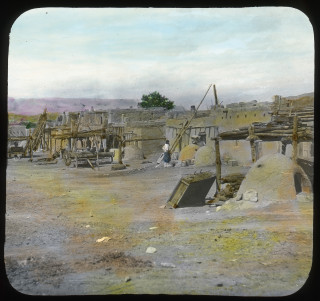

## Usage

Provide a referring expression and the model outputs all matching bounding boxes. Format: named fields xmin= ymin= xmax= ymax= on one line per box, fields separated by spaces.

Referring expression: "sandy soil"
xmin=4 ymin=153 xmax=313 ymax=296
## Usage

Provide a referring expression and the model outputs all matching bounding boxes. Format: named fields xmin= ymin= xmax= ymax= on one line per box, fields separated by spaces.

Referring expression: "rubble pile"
xmin=207 ymin=173 xmax=245 ymax=204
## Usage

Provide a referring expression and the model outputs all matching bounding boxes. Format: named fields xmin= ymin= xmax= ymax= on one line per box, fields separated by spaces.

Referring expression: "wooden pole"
xmin=169 ymin=84 xmax=212 ymax=153
xmin=94 ymin=135 xmax=99 ymax=169
xmin=213 ymin=84 xmax=218 ymax=106
xmin=214 ymin=138 xmax=221 ymax=192
xmin=248 ymin=124 xmax=257 ymax=163
xmin=29 ymin=135 xmax=33 ymax=162
xmin=292 ymin=115 xmax=298 ymax=163
xmin=118 ymin=136 xmax=123 ymax=165
xmin=250 ymin=140 xmax=256 ymax=163
xmin=49 ymin=130 xmax=52 ymax=154
xmin=281 ymin=141 xmax=287 ymax=155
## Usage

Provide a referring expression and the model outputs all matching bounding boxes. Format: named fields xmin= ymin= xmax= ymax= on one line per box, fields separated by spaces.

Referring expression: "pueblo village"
xmin=6 ymin=86 xmax=314 ymax=295
xmin=5 ymin=7 xmax=314 ymax=297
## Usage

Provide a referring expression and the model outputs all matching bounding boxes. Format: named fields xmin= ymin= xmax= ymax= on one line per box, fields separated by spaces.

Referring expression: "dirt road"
xmin=4 ymin=155 xmax=313 ymax=296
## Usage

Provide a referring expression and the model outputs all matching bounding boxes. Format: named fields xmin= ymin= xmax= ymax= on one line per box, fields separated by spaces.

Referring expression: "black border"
xmin=1 ymin=1 xmax=319 ymax=301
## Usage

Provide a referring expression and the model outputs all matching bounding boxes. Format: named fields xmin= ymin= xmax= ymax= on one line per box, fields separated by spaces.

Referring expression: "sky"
xmin=8 ymin=7 xmax=314 ymax=109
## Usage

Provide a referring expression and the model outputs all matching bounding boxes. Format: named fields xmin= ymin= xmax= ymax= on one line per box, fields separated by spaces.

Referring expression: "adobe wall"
xmin=108 ymin=108 xmax=167 ymax=124
xmin=125 ymin=122 xmax=166 ymax=156
xmin=220 ymin=140 xmax=282 ymax=166
xmin=210 ymin=102 xmax=272 ymax=131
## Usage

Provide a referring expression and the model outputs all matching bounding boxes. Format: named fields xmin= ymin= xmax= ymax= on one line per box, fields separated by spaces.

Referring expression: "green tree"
xmin=25 ymin=121 xmax=37 ymax=129
xmin=140 ymin=91 xmax=175 ymax=110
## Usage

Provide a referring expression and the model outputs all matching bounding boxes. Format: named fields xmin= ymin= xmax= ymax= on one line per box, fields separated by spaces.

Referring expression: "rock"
xmin=160 ymin=262 xmax=176 ymax=268
xmin=125 ymin=276 xmax=131 ymax=282
xmin=96 ymin=236 xmax=111 ymax=243
xmin=146 ymin=247 xmax=157 ymax=254
xmin=243 ymin=189 xmax=258 ymax=202
xmin=296 ymin=192 xmax=313 ymax=202
xmin=235 ymin=194 xmax=242 ymax=201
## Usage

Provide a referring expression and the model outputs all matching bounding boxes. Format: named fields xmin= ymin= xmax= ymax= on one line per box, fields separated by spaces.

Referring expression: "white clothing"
xmin=162 ymin=143 xmax=169 ymax=152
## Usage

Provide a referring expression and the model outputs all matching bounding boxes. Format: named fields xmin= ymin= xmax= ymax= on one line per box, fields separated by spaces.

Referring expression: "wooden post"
xmin=248 ymin=124 xmax=257 ymax=163
xmin=118 ymin=136 xmax=123 ymax=165
xmin=94 ymin=135 xmax=99 ymax=169
xmin=250 ymin=140 xmax=256 ymax=163
xmin=29 ymin=136 xmax=33 ymax=162
xmin=214 ymin=137 xmax=221 ymax=192
xmin=281 ymin=141 xmax=287 ymax=155
xmin=292 ymin=115 xmax=298 ymax=163
xmin=281 ymin=138 xmax=289 ymax=155
xmin=49 ymin=130 xmax=52 ymax=154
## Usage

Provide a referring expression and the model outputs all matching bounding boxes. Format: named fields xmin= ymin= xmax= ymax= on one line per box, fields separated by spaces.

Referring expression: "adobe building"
xmin=165 ymin=93 xmax=314 ymax=168
xmin=165 ymin=100 xmax=273 ymax=165
xmin=45 ymin=106 xmax=168 ymax=159
xmin=211 ymin=100 xmax=273 ymax=165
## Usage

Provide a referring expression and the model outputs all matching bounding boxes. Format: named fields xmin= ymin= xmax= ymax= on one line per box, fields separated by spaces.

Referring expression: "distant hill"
xmin=282 ymin=92 xmax=314 ymax=108
xmin=8 ymin=97 xmax=139 ymax=115
xmin=284 ymin=92 xmax=314 ymax=100
xmin=8 ymin=112 xmax=60 ymax=124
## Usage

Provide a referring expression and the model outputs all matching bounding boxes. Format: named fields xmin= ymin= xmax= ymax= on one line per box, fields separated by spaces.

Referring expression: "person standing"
xmin=162 ymin=140 xmax=171 ymax=167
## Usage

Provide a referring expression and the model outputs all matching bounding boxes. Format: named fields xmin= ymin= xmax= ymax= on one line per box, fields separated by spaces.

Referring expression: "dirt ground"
xmin=4 ymin=153 xmax=313 ymax=296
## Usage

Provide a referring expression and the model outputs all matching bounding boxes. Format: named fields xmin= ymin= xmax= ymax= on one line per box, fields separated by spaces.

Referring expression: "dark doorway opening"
xmin=294 ymin=173 xmax=302 ymax=194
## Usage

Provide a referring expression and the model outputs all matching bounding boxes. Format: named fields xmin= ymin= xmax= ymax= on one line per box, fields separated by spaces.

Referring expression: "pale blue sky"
xmin=8 ymin=7 xmax=314 ymax=108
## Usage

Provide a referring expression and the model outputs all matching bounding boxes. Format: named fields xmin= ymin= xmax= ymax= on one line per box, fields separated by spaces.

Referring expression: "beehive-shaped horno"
xmin=235 ymin=153 xmax=312 ymax=203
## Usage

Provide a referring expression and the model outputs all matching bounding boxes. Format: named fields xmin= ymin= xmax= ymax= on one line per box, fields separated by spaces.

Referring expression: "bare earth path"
xmin=4 ymin=156 xmax=313 ymax=296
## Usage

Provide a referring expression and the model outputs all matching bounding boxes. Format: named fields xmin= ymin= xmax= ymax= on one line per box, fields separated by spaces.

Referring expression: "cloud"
xmin=8 ymin=7 xmax=314 ymax=109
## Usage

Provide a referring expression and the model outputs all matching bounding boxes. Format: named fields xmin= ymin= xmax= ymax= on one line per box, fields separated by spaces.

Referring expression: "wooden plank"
xmin=214 ymin=138 xmax=221 ymax=192
xmin=87 ymin=159 xmax=95 ymax=170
